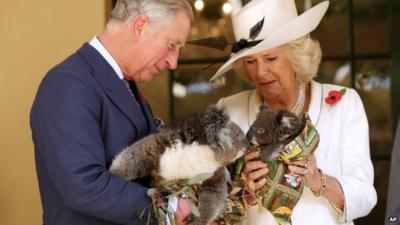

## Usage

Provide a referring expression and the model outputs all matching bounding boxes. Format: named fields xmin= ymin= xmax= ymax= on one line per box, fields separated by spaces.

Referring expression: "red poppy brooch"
xmin=325 ymin=88 xmax=346 ymax=105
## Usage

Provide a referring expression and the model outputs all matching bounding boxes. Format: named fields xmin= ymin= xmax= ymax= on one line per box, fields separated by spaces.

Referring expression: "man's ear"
xmin=130 ymin=15 xmax=150 ymax=38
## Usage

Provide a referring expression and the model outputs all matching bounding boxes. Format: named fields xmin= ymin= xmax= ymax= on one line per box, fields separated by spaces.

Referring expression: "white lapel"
xmin=308 ymin=80 xmax=323 ymax=125
xmin=248 ymin=90 xmax=263 ymax=126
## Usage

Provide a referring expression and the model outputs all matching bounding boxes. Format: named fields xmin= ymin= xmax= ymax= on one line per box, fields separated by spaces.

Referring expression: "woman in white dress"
xmin=210 ymin=0 xmax=377 ymax=224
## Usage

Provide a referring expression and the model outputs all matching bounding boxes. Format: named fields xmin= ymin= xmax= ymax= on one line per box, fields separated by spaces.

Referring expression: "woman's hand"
xmin=242 ymin=150 xmax=269 ymax=205
xmin=288 ymin=154 xmax=344 ymax=210
xmin=288 ymin=154 xmax=321 ymax=191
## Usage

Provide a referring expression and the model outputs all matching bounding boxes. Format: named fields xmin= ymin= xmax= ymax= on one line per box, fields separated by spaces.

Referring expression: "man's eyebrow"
xmin=168 ymin=38 xmax=183 ymax=45
xmin=176 ymin=39 xmax=185 ymax=46
xmin=175 ymin=41 xmax=186 ymax=48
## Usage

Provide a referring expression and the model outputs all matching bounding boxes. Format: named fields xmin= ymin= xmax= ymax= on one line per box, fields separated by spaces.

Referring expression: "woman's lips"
xmin=259 ymin=80 xmax=276 ymax=86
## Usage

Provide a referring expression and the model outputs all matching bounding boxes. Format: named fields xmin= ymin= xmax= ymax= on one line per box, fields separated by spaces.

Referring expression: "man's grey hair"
xmin=109 ymin=0 xmax=193 ymax=29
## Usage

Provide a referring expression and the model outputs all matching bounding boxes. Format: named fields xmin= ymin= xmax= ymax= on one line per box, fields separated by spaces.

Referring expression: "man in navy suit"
xmin=30 ymin=1 xmax=193 ymax=224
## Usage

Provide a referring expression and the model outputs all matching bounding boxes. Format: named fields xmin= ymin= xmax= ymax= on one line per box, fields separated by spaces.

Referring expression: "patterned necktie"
xmin=123 ymin=79 xmax=165 ymax=133
xmin=122 ymin=78 xmax=150 ymax=134
xmin=123 ymin=79 xmax=134 ymax=97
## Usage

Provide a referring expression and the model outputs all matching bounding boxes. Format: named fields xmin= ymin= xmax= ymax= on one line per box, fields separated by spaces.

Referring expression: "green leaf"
xmin=232 ymin=205 xmax=242 ymax=214
xmin=158 ymin=208 xmax=167 ymax=222
xmin=274 ymin=216 xmax=290 ymax=225
xmin=188 ymin=202 xmax=201 ymax=217
xmin=188 ymin=172 xmax=214 ymax=185
xmin=147 ymin=188 xmax=157 ymax=197
xmin=340 ymin=88 xmax=347 ymax=96
xmin=146 ymin=211 xmax=152 ymax=225
xmin=160 ymin=202 xmax=169 ymax=212
xmin=162 ymin=185 xmax=175 ymax=192
xmin=139 ymin=207 xmax=147 ymax=220
xmin=170 ymin=216 xmax=177 ymax=225
xmin=185 ymin=188 xmax=198 ymax=201
xmin=234 ymin=157 xmax=245 ymax=175
xmin=178 ymin=186 xmax=190 ymax=194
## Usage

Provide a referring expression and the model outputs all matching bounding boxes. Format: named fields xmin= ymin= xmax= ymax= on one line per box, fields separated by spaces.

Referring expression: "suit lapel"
xmin=308 ymin=80 xmax=322 ymax=125
xmin=129 ymin=81 xmax=157 ymax=133
xmin=76 ymin=43 xmax=150 ymax=136
xmin=249 ymin=90 xmax=263 ymax=125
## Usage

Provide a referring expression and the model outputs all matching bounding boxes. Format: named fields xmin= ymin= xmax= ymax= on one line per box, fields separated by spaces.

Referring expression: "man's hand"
xmin=175 ymin=198 xmax=192 ymax=225
xmin=175 ymin=198 xmax=218 ymax=225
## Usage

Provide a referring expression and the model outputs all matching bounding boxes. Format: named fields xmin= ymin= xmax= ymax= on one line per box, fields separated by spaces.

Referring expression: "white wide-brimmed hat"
xmin=210 ymin=0 xmax=329 ymax=81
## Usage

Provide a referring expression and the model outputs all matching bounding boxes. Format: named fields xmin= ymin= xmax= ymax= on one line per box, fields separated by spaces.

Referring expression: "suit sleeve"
xmin=335 ymin=89 xmax=377 ymax=222
xmin=30 ymin=70 xmax=155 ymax=225
xmin=385 ymin=120 xmax=400 ymax=225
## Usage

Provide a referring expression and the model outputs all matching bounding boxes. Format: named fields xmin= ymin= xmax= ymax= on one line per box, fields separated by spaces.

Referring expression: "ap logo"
xmin=389 ymin=216 xmax=398 ymax=223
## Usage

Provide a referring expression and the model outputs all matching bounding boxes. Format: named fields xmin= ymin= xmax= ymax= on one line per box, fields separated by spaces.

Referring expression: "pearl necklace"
xmin=261 ymin=83 xmax=306 ymax=116
xmin=291 ymin=83 xmax=306 ymax=116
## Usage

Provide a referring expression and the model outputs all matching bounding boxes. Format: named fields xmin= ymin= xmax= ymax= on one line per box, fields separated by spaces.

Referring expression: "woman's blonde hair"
xmin=286 ymin=36 xmax=322 ymax=85
xmin=233 ymin=36 xmax=322 ymax=86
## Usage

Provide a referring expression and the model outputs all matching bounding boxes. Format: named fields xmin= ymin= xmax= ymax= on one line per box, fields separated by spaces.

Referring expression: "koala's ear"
xmin=175 ymin=115 xmax=198 ymax=143
xmin=259 ymin=104 xmax=269 ymax=112
xmin=278 ymin=111 xmax=295 ymax=129
xmin=276 ymin=110 xmax=283 ymax=124
xmin=300 ymin=112 xmax=308 ymax=126
xmin=301 ymin=112 xmax=309 ymax=121
xmin=203 ymin=106 xmax=228 ymax=144
xmin=184 ymin=126 xmax=196 ymax=142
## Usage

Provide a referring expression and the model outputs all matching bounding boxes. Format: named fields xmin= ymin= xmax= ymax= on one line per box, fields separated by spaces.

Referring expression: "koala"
xmin=110 ymin=105 xmax=250 ymax=225
xmin=246 ymin=105 xmax=306 ymax=163
xmin=244 ymin=105 xmax=317 ymax=224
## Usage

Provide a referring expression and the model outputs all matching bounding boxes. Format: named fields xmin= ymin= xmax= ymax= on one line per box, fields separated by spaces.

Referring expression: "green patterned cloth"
xmin=223 ymin=117 xmax=319 ymax=225
xmin=144 ymin=173 xmax=212 ymax=225
xmin=260 ymin=117 xmax=319 ymax=225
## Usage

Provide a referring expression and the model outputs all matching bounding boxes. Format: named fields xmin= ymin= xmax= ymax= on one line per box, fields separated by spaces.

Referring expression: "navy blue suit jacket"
xmin=30 ymin=43 xmax=158 ymax=225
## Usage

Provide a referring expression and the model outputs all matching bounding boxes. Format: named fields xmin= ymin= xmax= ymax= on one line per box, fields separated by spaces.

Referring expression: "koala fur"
xmin=110 ymin=106 xmax=249 ymax=225
xmin=246 ymin=105 xmax=306 ymax=162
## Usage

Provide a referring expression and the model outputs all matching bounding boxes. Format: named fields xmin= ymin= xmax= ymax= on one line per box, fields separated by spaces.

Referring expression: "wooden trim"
xmin=104 ymin=0 xmax=113 ymax=25
xmin=390 ymin=0 xmax=400 ymax=133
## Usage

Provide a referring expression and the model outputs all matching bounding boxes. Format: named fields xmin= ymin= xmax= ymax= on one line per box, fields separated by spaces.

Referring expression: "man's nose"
xmin=165 ymin=51 xmax=179 ymax=70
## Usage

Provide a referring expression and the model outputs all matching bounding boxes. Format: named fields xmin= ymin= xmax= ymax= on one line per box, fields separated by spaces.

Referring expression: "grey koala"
xmin=110 ymin=105 xmax=249 ymax=225
xmin=246 ymin=105 xmax=306 ymax=162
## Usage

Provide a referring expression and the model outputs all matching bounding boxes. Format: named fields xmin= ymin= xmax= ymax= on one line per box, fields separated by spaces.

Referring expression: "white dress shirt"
xmin=89 ymin=36 xmax=124 ymax=80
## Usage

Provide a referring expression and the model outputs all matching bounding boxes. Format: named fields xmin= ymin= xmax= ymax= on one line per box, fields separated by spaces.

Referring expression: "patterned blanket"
xmin=222 ymin=117 xmax=319 ymax=225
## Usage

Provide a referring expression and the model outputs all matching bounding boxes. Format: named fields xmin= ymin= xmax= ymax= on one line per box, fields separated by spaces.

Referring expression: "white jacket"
xmin=217 ymin=81 xmax=377 ymax=225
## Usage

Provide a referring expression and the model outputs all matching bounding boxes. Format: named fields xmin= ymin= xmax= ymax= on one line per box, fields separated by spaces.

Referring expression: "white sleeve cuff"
xmin=166 ymin=196 xmax=178 ymax=225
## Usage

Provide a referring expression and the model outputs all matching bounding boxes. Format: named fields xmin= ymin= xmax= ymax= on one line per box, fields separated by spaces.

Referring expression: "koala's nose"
xmin=246 ymin=128 xmax=258 ymax=146
xmin=246 ymin=127 xmax=254 ymax=141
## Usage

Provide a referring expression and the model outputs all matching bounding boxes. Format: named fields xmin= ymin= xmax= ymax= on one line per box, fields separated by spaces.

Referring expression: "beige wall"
xmin=0 ymin=1 xmax=107 ymax=224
